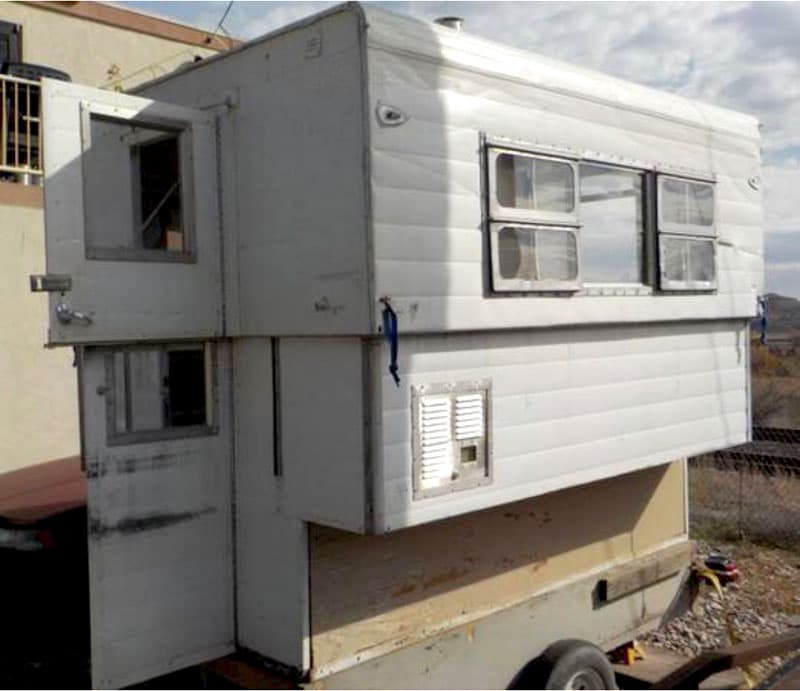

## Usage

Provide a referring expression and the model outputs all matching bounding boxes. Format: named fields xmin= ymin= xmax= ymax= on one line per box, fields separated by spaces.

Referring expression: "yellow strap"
xmin=693 ymin=566 xmax=756 ymax=689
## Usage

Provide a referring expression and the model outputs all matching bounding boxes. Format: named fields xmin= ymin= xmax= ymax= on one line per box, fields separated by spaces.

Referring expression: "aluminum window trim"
xmin=104 ymin=342 xmax=218 ymax=447
xmin=489 ymin=222 xmax=582 ymax=293
xmin=657 ymin=233 xmax=717 ymax=292
xmin=656 ymin=174 xmax=716 ymax=238
xmin=487 ymin=147 xmax=580 ymax=226
xmin=79 ymin=102 xmax=198 ymax=263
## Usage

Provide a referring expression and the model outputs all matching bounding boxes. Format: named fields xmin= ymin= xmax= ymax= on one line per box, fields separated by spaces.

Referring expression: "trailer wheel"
xmin=509 ymin=639 xmax=617 ymax=690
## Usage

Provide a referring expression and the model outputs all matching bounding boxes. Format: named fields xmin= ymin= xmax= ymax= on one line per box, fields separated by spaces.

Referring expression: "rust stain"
xmin=391 ymin=583 xmax=417 ymax=598
xmin=465 ymin=624 xmax=475 ymax=643
xmin=422 ymin=567 xmax=468 ymax=591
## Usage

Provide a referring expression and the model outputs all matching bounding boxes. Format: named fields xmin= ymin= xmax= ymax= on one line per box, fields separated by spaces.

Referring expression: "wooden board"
xmin=310 ymin=461 xmax=687 ymax=675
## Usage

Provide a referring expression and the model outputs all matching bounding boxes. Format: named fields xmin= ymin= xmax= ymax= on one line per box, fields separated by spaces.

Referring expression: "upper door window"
xmin=82 ymin=114 xmax=193 ymax=261
xmin=579 ymin=164 xmax=645 ymax=284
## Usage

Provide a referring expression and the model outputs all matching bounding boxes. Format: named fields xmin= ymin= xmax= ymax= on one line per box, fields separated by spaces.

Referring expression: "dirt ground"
xmin=643 ymin=539 xmax=800 ymax=684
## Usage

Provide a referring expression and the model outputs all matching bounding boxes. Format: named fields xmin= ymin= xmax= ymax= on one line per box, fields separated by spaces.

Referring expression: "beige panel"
xmin=310 ymin=461 xmax=687 ymax=673
xmin=1 ymin=3 xmax=218 ymax=89
xmin=0 ymin=204 xmax=79 ymax=474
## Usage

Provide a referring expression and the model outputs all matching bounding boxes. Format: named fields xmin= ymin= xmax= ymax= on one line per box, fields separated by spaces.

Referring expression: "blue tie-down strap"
xmin=380 ymin=299 xmax=400 ymax=387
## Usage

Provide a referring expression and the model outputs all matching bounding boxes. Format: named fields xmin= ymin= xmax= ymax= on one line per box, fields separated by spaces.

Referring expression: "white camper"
xmin=35 ymin=3 xmax=763 ymax=688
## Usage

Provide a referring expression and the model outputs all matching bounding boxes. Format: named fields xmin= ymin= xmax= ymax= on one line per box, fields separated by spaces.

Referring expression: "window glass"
xmin=661 ymin=178 xmax=713 ymax=227
xmin=83 ymin=115 xmax=188 ymax=259
xmin=661 ymin=236 xmax=715 ymax=284
xmin=110 ymin=345 xmax=209 ymax=437
xmin=495 ymin=226 xmax=577 ymax=283
xmin=579 ymin=164 xmax=644 ymax=283
xmin=495 ymin=153 xmax=574 ymax=213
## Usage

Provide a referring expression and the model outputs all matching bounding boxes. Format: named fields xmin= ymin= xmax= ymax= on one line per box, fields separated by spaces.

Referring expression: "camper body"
xmin=38 ymin=3 xmax=762 ymax=687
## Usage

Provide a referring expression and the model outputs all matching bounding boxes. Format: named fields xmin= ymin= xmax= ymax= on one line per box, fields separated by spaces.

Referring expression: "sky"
xmin=123 ymin=0 xmax=800 ymax=297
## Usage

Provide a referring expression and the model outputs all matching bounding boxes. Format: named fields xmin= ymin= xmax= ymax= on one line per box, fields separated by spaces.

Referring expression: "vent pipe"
xmin=434 ymin=16 xmax=464 ymax=32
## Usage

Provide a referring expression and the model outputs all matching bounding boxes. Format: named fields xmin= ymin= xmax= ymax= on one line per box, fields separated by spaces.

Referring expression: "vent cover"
xmin=412 ymin=380 xmax=491 ymax=499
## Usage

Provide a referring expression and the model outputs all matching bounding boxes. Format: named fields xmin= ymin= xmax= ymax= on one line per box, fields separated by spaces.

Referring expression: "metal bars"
xmin=0 ymin=73 xmax=42 ymax=178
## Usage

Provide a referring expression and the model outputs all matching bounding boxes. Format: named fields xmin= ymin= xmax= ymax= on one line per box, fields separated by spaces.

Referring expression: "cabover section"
xmin=365 ymin=5 xmax=763 ymax=333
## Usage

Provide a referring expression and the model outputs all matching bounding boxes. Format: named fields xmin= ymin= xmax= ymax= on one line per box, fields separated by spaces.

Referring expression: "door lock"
xmin=56 ymin=302 xmax=93 ymax=325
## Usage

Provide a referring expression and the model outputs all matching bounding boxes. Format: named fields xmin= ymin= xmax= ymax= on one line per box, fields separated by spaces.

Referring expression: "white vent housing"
xmin=412 ymin=381 xmax=491 ymax=499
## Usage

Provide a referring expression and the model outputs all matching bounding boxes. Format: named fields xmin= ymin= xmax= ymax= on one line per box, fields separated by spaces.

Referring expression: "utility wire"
xmin=210 ymin=1 xmax=235 ymax=42
xmin=100 ymin=1 xmax=235 ymax=90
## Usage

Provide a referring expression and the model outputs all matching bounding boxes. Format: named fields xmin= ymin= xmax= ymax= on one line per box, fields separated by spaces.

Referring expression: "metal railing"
xmin=0 ymin=73 xmax=42 ymax=181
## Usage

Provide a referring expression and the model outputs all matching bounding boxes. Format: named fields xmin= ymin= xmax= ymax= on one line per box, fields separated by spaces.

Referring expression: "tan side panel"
xmin=310 ymin=461 xmax=686 ymax=674
xmin=633 ymin=460 xmax=686 ymax=552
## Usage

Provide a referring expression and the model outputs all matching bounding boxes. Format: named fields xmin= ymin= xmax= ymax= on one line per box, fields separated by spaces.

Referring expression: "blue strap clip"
xmin=380 ymin=298 xmax=400 ymax=387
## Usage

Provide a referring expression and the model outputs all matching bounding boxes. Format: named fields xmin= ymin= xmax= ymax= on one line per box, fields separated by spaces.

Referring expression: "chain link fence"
xmin=690 ymin=426 xmax=800 ymax=550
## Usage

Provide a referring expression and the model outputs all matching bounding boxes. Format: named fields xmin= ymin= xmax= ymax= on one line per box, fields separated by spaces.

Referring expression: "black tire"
xmin=509 ymin=639 xmax=617 ymax=690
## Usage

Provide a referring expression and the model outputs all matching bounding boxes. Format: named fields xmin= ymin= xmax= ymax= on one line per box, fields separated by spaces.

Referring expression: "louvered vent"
xmin=419 ymin=396 xmax=455 ymax=485
xmin=455 ymin=393 xmax=484 ymax=440
xmin=413 ymin=381 xmax=491 ymax=498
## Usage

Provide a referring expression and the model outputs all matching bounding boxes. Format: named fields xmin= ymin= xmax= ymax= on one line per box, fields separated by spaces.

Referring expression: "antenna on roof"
xmin=434 ymin=16 xmax=464 ymax=32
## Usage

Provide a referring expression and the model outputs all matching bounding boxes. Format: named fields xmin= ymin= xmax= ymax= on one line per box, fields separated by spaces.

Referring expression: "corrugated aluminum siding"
xmin=372 ymin=320 xmax=748 ymax=531
xmin=365 ymin=7 xmax=763 ymax=334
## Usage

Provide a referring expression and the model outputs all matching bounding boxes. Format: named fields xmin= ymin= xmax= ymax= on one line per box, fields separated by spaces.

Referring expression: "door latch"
xmin=56 ymin=302 xmax=93 ymax=325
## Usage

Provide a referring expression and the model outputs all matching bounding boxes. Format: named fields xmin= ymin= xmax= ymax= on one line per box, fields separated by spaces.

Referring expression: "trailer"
xmin=33 ymin=3 xmax=763 ymax=688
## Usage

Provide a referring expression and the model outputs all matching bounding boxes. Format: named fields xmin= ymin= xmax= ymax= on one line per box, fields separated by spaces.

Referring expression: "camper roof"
xmin=136 ymin=2 xmax=758 ymax=140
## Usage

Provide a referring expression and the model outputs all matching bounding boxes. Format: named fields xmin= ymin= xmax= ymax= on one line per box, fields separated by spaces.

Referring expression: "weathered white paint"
xmin=41 ymin=4 xmax=766 ymax=683
xmin=365 ymin=6 xmax=763 ymax=333
xmin=279 ymin=338 xmax=369 ymax=532
xmin=80 ymin=345 xmax=234 ymax=689
xmin=42 ymin=81 xmax=222 ymax=345
xmin=137 ymin=9 xmax=372 ymax=337
xmin=127 ymin=4 xmax=761 ymax=531
xmin=232 ymin=339 xmax=309 ymax=670
xmin=371 ymin=319 xmax=748 ymax=531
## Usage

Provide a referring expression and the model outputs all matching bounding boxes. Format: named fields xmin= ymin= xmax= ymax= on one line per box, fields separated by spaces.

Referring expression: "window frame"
xmin=484 ymin=137 xmax=719 ymax=297
xmin=489 ymin=222 xmax=582 ymax=293
xmin=658 ymin=233 xmax=718 ymax=292
xmin=80 ymin=101 xmax=197 ymax=264
xmin=656 ymin=174 xmax=717 ymax=291
xmin=104 ymin=342 xmax=217 ymax=446
xmin=657 ymin=175 xmax=716 ymax=238
xmin=487 ymin=147 xmax=580 ymax=226
xmin=577 ymin=160 xmax=650 ymax=289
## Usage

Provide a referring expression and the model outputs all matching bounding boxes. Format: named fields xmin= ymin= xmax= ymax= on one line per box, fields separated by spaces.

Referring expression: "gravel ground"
xmin=642 ymin=540 xmax=800 ymax=683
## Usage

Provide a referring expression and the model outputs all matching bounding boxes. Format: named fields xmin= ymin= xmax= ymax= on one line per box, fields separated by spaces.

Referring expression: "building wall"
xmin=2 ymin=2 xmax=221 ymax=89
xmin=0 ymin=197 xmax=80 ymax=473
xmin=0 ymin=4 xmax=228 ymax=479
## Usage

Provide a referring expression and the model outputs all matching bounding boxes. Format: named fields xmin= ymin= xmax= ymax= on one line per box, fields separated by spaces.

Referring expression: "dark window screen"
xmin=0 ymin=21 xmax=21 ymax=70
xmin=166 ymin=349 xmax=206 ymax=427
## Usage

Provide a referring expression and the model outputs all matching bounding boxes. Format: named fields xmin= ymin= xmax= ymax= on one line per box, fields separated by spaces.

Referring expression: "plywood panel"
xmin=311 ymin=461 xmax=686 ymax=675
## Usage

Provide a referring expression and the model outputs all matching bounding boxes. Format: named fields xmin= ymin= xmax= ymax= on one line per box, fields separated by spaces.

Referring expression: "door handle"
xmin=56 ymin=302 xmax=93 ymax=325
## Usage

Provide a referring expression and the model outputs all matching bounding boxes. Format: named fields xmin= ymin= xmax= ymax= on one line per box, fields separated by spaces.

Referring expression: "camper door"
xmin=80 ymin=344 xmax=234 ymax=688
xmin=37 ymin=79 xmax=222 ymax=344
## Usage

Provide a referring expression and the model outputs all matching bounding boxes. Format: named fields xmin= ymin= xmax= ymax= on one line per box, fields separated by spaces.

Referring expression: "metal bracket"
xmin=29 ymin=274 xmax=72 ymax=293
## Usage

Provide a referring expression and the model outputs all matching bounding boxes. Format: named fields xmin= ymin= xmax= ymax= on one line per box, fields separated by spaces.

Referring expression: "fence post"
xmin=737 ymin=462 xmax=744 ymax=540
